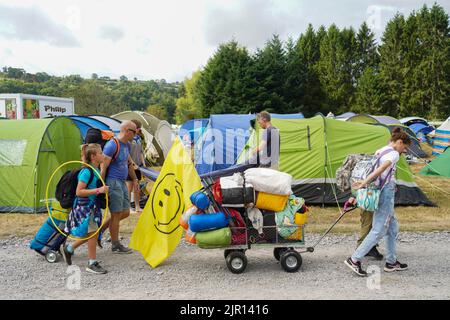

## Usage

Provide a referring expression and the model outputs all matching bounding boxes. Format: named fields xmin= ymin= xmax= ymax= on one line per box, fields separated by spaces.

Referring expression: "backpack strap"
xmin=374 ymin=147 xmax=396 ymax=188
xmin=376 ymin=147 xmax=395 ymax=159
xmin=371 ymin=147 xmax=395 ymax=170
xmin=86 ymin=166 xmax=96 ymax=187
xmin=111 ymin=137 xmax=121 ymax=161
xmin=73 ymin=167 xmax=96 ymax=208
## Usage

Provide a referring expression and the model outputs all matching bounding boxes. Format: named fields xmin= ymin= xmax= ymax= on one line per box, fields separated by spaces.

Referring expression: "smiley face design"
xmin=151 ymin=173 xmax=185 ymax=235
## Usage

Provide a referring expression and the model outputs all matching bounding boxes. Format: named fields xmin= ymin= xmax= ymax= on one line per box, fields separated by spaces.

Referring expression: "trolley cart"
xmin=217 ymin=201 xmax=357 ymax=274
xmin=30 ymin=199 xmax=69 ymax=263
xmin=141 ymin=163 xmax=357 ymax=274
xmin=198 ymin=165 xmax=306 ymax=274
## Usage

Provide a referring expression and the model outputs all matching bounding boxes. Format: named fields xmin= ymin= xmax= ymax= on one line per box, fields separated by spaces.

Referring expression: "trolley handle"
xmin=302 ymin=200 xmax=358 ymax=253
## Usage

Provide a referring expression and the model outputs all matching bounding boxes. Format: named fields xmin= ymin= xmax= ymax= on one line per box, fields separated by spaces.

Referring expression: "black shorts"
xmin=126 ymin=169 xmax=142 ymax=181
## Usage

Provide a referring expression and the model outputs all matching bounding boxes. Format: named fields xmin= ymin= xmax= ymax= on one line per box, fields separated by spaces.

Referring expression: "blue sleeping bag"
xmin=30 ymin=217 xmax=67 ymax=254
xmin=189 ymin=212 xmax=229 ymax=233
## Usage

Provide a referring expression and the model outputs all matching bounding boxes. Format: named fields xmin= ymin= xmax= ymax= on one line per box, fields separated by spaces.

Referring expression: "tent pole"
xmin=322 ymin=115 xmax=328 ymax=208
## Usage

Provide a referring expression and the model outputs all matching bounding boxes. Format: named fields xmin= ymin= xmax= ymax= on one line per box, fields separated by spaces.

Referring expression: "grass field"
xmin=1 ymin=152 xmax=449 ymax=239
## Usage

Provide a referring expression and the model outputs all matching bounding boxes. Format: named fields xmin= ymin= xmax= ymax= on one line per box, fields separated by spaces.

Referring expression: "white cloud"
xmin=0 ymin=4 xmax=80 ymax=47
xmin=0 ymin=0 xmax=448 ymax=81
xmin=98 ymin=26 xmax=125 ymax=43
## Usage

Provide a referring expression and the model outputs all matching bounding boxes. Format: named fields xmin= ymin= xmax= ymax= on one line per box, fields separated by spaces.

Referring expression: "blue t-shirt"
xmin=78 ymin=167 xmax=100 ymax=201
xmin=103 ymin=139 xmax=131 ymax=180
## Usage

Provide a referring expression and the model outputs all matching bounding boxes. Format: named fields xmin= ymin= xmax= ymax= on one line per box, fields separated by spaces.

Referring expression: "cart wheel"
xmin=280 ymin=250 xmax=302 ymax=273
xmin=273 ymin=247 xmax=287 ymax=261
xmin=226 ymin=251 xmax=247 ymax=274
xmin=224 ymin=249 xmax=233 ymax=259
xmin=45 ymin=250 xmax=59 ymax=263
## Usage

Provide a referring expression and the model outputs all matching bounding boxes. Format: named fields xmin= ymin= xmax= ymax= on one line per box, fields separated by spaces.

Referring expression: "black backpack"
xmin=85 ymin=128 xmax=120 ymax=160
xmin=55 ymin=167 xmax=95 ymax=209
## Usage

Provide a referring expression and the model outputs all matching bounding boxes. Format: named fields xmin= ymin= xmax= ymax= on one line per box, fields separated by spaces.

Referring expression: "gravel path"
xmin=1 ymin=231 xmax=450 ymax=300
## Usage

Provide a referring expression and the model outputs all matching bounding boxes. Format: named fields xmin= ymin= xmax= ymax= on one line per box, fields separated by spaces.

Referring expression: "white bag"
xmin=244 ymin=168 xmax=293 ymax=195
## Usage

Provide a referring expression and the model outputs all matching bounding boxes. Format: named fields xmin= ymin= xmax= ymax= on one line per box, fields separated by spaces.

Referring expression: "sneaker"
xmin=365 ymin=246 xmax=383 ymax=261
xmin=344 ymin=257 xmax=367 ymax=277
xmin=86 ymin=261 xmax=108 ymax=274
xmin=112 ymin=243 xmax=133 ymax=254
xmin=62 ymin=245 xmax=73 ymax=266
xmin=384 ymin=261 xmax=408 ymax=272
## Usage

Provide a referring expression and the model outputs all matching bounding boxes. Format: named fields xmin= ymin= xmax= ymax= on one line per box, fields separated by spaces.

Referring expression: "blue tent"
xmin=195 ymin=113 xmax=304 ymax=175
xmin=87 ymin=115 xmax=122 ymax=134
xmin=69 ymin=116 xmax=112 ymax=140
xmin=409 ymin=123 xmax=435 ymax=143
xmin=179 ymin=118 xmax=209 ymax=144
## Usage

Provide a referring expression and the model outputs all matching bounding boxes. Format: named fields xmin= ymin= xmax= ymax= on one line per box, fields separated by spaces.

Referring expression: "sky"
xmin=0 ymin=0 xmax=448 ymax=82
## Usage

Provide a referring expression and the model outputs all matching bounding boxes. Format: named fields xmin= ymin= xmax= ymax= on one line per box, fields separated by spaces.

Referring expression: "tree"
xmin=317 ymin=25 xmax=357 ymax=114
xmin=66 ymin=80 xmax=116 ymax=115
xmin=250 ymin=34 xmax=287 ymax=113
xmin=3 ymin=67 xmax=26 ymax=79
xmin=354 ymin=67 xmax=386 ymax=114
xmin=196 ymin=40 xmax=255 ymax=116
xmin=378 ymin=14 xmax=407 ymax=117
xmin=35 ymin=72 xmax=51 ymax=82
xmin=147 ymin=105 xmax=168 ymax=120
xmin=355 ymin=22 xmax=379 ymax=82
xmin=175 ymin=70 xmax=203 ymax=124
xmin=285 ymin=24 xmax=325 ymax=116
xmin=407 ymin=4 xmax=450 ymax=119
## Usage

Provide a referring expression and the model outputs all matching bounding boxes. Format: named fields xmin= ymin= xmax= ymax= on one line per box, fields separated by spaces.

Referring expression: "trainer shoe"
xmin=112 ymin=243 xmax=132 ymax=254
xmin=344 ymin=257 xmax=367 ymax=277
xmin=365 ymin=246 xmax=383 ymax=261
xmin=86 ymin=261 xmax=107 ymax=274
xmin=384 ymin=261 xmax=408 ymax=272
xmin=62 ymin=244 xmax=73 ymax=266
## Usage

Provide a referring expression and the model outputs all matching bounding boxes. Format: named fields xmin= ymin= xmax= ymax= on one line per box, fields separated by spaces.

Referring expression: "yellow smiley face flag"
xmin=130 ymin=137 xmax=202 ymax=268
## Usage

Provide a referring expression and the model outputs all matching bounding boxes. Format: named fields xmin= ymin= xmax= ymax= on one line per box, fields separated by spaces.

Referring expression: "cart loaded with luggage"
xmin=178 ymin=165 xmax=311 ymax=273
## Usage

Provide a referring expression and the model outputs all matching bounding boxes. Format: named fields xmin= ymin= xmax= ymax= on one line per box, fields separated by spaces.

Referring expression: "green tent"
xmin=239 ymin=115 xmax=433 ymax=206
xmin=0 ymin=117 xmax=82 ymax=213
xmin=420 ymin=148 xmax=450 ymax=178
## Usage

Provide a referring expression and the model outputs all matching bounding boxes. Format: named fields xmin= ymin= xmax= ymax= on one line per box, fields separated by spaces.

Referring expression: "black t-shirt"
xmin=260 ymin=126 xmax=280 ymax=167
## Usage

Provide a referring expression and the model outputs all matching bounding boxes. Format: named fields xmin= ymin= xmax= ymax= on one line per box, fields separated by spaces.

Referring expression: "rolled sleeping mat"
xmin=190 ymin=191 xmax=210 ymax=211
xmin=179 ymin=205 xmax=200 ymax=230
xmin=189 ymin=212 xmax=229 ymax=233
xmin=196 ymin=227 xmax=231 ymax=249
xmin=185 ymin=228 xmax=197 ymax=244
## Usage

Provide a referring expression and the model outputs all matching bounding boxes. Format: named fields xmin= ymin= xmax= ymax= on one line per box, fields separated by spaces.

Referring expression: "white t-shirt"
xmin=375 ymin=146 xmax=400 ymax=184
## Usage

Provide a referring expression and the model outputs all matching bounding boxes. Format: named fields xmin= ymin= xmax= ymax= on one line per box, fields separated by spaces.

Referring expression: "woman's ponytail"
xmin=391 ymin=128 xmax=411 ymax=146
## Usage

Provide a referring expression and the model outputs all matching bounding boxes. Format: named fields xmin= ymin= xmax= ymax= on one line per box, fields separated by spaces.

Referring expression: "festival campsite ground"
xmin=1 ymin=148 xmax=450 ymax=300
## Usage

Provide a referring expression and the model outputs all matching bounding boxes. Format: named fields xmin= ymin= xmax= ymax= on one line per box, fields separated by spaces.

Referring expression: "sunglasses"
xmin=127 ymin=128 xmax=137 ymax=134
